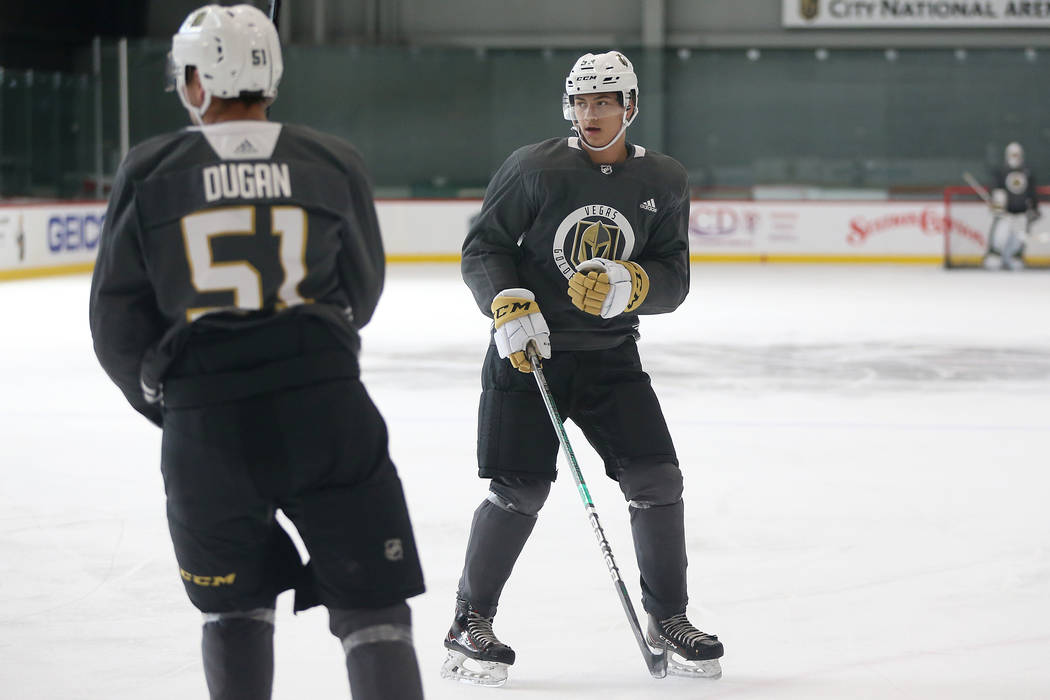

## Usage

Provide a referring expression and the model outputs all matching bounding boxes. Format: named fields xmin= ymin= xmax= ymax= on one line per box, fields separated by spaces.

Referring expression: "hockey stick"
xmin=266 ymin=0 xmax=282 ymax=118
xmin=962 ymin=171 xmax=993 ymax=207
xmin=268 ymin=0 xmax=283 ymax=26
xmin=525 ymin=342 xmax=668 ymax=679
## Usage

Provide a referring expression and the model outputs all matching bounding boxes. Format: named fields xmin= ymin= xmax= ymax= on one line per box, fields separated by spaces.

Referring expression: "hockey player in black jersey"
xmin=89 ymin=6 xmax=425 ymax=699
xmin=984 ymin=142 xmax=1041 ymax=270
xmin=442 ymin=50 xmax=722 ymax=686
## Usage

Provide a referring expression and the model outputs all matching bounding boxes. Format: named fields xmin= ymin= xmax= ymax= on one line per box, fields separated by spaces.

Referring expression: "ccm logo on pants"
xmin=181 ymin=569 xmax=237 ymax=587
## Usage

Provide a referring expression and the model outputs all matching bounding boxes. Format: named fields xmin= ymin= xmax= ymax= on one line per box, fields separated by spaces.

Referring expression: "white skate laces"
xmin=661 ymin=613 xmax=717 ymax=648
xmin=648 ymin=612 xmax=724 ymax=679
xmin=441 ymin=604 xmax=516 ymax=687
xmin=464 ymin=610 xmax=503 ymax=650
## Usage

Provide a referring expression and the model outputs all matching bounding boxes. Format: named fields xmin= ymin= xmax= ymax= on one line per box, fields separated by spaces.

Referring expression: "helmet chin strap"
xmin=573 ymin=121 xmax=630 ymax=152
xmin=176 ymin=81 xmax=212 ymax=125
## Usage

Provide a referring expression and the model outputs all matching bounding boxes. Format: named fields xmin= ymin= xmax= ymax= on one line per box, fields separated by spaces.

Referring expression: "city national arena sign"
xmin=783 ymin=0 xmax=1050 ymax=27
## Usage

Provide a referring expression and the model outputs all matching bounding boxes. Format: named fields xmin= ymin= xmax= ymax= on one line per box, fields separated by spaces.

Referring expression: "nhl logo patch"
xmin=800 ymin=0 xmax=819 ymax=20
xmin=600 ymin=164 xmax=613 ymax=175
xmin=384 ymin=538 xmax=404 ymax=561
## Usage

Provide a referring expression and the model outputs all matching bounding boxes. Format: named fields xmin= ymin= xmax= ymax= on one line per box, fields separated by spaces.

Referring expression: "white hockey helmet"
xmin=1005 ymin=142 xmax=1024 ymax=169
xmin=170 ymin=4 xmax=283 ymax=122
xmin=563 ymin=51 xmax=639 ymax=151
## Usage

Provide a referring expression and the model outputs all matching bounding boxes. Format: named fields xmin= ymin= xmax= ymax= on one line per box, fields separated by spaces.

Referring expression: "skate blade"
xmin=668 ymin=655 xmax=722 ymax=680
xmin=440 ymin=650 xmax=510 ymax=687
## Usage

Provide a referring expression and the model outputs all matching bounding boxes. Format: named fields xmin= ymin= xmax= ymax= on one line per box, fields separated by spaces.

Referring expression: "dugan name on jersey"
xmin=202 ymin=162 xmax=292 ymax=202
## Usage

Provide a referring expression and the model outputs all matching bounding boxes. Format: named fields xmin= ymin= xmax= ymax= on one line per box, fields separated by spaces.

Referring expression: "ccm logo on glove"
xmin=568 ymin=257 xmax=649 ymax=318
xmin=493 ymin=298 xmax=536 ymax=323
xmin=491 ymin=288 xmax=552 ymax=373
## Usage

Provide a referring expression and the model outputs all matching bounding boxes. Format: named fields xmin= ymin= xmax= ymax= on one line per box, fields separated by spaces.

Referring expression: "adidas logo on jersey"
xmin=640 ymin=198 xmax=658 ymax=213
xmin=234 ymin=138 xmax=257 ymax=155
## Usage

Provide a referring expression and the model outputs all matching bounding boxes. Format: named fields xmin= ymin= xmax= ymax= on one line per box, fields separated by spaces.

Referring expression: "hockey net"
xmin=943 ymin=185 xmax=1050 ymax=268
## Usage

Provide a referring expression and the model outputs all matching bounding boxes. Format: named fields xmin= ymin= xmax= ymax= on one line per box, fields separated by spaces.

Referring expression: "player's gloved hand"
xmin=1027 ymin=208 xmax=1042 ymax=223
xmin=991 ymin=189 xmax=1008 ymax=213
xmin=568 ymin=257 xmax=649 ymax=319
xmin=491 ymin=288 xmax=551 ymax=373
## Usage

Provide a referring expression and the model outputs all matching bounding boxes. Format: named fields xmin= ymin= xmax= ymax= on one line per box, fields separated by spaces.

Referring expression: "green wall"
xmin=2 ymin=43 xmax=1044 ymax=198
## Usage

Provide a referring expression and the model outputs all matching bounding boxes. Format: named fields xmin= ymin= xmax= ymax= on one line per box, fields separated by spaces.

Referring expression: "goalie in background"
xmin=984 ymin=142 xmax=1040 ymax=270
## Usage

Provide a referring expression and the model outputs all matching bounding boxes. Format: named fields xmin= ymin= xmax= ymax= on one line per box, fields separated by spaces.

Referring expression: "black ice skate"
xmin=440 ymin=600 xmax=516 ymax=687
xmin=646 ymin=612 xmax=723 ymax=679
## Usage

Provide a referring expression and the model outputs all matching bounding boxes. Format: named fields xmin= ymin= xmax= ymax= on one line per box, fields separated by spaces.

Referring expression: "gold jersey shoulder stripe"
xmin=618 ymin=260 xmax=649 ymax=312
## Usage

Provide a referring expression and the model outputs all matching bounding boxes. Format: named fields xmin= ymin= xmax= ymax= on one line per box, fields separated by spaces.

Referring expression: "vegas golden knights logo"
xmin=553 ymin=204 xmax=636 ymax=280
xmin=1006 ymin=172 xmax=1027 ymax=195
xmin=800 ymin=0 xmax=819 ymax=20
xmin=571 ymin=218 xmax=625 ymax=267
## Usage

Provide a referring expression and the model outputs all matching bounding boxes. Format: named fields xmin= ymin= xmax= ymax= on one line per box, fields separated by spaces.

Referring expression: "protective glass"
xmin=164 ymin=51 xmax=179 ymax=92
xmin=562 ymin=93 xmax=627 ymax=122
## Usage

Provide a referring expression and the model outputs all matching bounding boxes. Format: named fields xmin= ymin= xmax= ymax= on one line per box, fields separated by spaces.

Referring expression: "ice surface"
xmin=2 ymin=264 xmax=1049 ymax=699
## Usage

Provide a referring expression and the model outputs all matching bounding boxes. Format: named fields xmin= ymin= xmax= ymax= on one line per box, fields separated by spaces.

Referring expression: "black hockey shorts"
xmin=476 ymin=338 xmax=677 ymax=481
xmin=160 ymin=379 xmax=425 ymax=614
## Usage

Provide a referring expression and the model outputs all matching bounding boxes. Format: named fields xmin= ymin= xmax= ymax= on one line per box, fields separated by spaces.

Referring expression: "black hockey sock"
xmin=329 ymin=603 xmax=422 ymax=700
xmin=630 ymin=499 xmax=688 ymax=620
xmin=457 ymin=498 xmax=538 ymax=616
xmin=201 ymin=611 xmax=275 ymax=700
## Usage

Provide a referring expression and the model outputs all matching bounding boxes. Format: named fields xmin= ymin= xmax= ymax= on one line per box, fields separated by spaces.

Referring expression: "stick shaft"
xmin=963 ymin=171 xmax=993 ymax=206
xmin=526 ymin=344 xmax=666 ymax=678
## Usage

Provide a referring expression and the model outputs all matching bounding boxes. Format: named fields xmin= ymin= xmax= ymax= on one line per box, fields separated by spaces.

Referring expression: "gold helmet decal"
xmin=552 ymin=204 xmax=636 ymax=280
xmin=576 ymin=219 xmax=619 ymax=262
xmin=801 ymin=0 xmax=819 ymax=20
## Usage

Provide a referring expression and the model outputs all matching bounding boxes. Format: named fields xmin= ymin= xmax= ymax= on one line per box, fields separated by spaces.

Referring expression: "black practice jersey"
xmin=462 ymin=137 xmax=690 ymax=351
xmin=90 ymin=121 xmax=384 ymax=425
xmin=994 ymin=166 xmax=1039 ymax=214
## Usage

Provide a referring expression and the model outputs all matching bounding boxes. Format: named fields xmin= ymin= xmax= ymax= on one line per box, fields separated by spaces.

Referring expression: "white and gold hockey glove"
xmin=491 ymin=288 xmax=551 ymax=373
xmin=568 ymin=258 xmax=650 ymax=319
xmin=991 ymin=189 xmax=1008 ymax=214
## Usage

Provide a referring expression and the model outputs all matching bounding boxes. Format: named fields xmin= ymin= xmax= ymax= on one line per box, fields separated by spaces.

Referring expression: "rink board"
xmin=943 ymin=199 xmax=1050 ymax=268
xmin=7 ymin=197 xmax=1047 ymax=280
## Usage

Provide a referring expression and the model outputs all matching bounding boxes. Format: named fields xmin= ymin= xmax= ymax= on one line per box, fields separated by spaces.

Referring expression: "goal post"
xmin=942 ymin=185 xmax=1050 ymax=269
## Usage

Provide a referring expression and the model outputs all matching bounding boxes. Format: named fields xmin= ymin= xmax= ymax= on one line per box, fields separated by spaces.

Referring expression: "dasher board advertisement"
xmin=783 ymin=0 xmax=1050 ymax=28
xmin=0 ymin=203 xmax=107 ymax=279
xmin=688 ymin=199 xmax=960 ymax=262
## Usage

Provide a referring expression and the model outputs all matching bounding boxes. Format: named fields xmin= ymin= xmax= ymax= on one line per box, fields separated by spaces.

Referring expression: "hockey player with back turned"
xmin=88 ymin=5 xmax=426 ymax=699
xmin=442 ymin=50 xmax=723 ymax=686
xmin=983 ymin=141 xmax=1040 ymax=270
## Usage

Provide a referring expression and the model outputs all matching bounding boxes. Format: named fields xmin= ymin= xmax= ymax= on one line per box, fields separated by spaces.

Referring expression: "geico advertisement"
xmin=688 ymin=201 xmax=965 ymax=256
xmin=0 ymin=205 xmax=107 ymax=271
